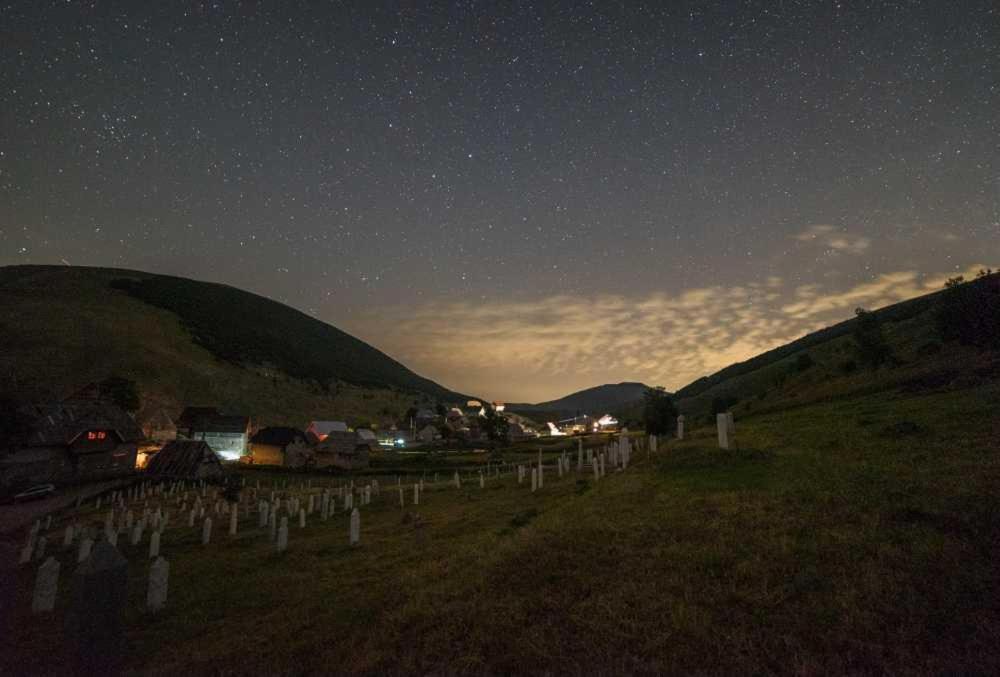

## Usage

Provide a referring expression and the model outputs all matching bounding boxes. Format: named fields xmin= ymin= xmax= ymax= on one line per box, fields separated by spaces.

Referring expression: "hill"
xmin=0 ymin=265 xmax=468 ymax=426
xmin=671 ymin=271 xmax=1000 ymax=424
xmin=507 ymin=381 xmax=652 ymax=421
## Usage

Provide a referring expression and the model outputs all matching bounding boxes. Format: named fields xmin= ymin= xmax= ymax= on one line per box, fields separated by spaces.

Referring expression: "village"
xmin=0 ymin=384 xmax=627 ymax=497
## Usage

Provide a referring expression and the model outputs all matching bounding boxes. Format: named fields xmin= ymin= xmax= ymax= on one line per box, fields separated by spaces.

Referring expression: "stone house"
xmin=305 ymin=420 xmax=348 ymax=442
xmin=313 ymin=431 xmax=370 ymax=470
xmin=0 ymin=400 xmax=143 ymax=488
xmin=176 ymin=407 xmax=251 ymax=461
xmin=249 ymin=427 xmax=312 ymax=467
xmin=145 ymin=440 xmax=225 ymax=480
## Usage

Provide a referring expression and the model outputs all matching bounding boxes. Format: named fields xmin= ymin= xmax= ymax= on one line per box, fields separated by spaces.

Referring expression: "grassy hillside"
xmin=3 ymin=375 xmax=998 ymax=673
xmin=673 ymin=273 xmax=1000 ymax=423
xmin=0 ymin=265 xmax=466 ymax=427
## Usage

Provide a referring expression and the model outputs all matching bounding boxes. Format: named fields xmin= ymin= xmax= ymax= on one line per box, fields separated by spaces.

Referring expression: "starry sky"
xmin=2 ymin=1 xmax=998 ymax=402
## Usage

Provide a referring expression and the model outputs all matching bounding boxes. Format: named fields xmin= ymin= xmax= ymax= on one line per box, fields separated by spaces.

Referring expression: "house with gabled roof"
xmin=1 ymin=399 xmax=143 ymax=487
xmin=176 ymin=406 xmax=251 ymax=461
xmin=305 ymin=420 xmax=348 ymax=441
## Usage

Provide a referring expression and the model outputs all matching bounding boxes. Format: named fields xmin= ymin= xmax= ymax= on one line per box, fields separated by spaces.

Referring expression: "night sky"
xmin=2 ymin=1 xmax=998 ymax=402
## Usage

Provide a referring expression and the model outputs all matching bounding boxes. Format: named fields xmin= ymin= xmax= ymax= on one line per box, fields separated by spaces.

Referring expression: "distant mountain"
xmin=508 ymin=382 xmax=652 ymax=420
xmin=0 ymin=265 xmax=468 ymax=426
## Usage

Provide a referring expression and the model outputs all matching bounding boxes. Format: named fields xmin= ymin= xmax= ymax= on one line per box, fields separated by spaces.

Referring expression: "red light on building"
xmin=86 ymin=431 xmax=108 ymax=441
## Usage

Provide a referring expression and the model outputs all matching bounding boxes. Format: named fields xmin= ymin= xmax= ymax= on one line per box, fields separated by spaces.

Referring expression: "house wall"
xmin=249 ymin=443 xmax=284 ymax=466
xmin=0 ymin=443 xmax=136 ymax=488
xmin=196 ymin=432 xmax=246 ymax=461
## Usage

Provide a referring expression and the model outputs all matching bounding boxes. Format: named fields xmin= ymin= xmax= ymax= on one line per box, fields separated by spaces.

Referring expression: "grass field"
xmin=3 ymin=375 xmax=999 ymax=675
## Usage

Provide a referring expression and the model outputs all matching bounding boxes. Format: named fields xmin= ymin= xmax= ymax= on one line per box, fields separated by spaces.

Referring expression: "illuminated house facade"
xmin=0 ymin=400 xmax=142 ymax=487
xmin=176 ymin=407 xmax=251 ymax=461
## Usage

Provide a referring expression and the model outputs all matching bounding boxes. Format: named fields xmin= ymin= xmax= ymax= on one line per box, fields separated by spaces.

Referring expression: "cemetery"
xmin=2 ymin=379 xmax=999 ymax=674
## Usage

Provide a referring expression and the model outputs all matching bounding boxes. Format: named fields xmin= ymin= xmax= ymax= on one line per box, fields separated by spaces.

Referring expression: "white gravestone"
xmin=201 ymin=517 xmax=212 ymax=545
xmin=716 ymin=413 xmax=734 ymax=449
xmin=677 ymin=415 xmax=685 ymax=440
xmin=276 ymin=521 xmax=288 ymax=552
xmin=147 ymin=557 xmax=169 ymax=612
xmin=148 ymin=530 xmax=161 ymax=559
xmin=349 ymin=508 xmax=360 ymax=546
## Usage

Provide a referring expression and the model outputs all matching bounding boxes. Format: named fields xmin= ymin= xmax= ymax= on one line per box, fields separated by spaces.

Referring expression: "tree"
xmin=99 ymin=376 xmax=140 ymax=413
xmin=935 ymin=270 xmax=1000 ymax=351
xmin=405 ymin=406 xmax=419 ymax=423
xmin=479 ymin=404 xmax=510 ymax=443
xmin=642 ymin=387 xmax=677 ymax=436
xmin=435 ymin=403 xmax=447 ymax=417
xmin=851 ymin=308 xmax=894 ymax=370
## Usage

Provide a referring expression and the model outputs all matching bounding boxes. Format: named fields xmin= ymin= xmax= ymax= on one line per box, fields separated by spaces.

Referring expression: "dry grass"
xmin=3 ymin=381 xmax=1000 ymax=675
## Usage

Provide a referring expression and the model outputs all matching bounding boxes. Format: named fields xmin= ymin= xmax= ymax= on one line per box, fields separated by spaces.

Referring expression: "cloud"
xmin=348 ymin=264 xmax=994 ymax=402
xmin=794 ymin=224 xmax=871 ymax=254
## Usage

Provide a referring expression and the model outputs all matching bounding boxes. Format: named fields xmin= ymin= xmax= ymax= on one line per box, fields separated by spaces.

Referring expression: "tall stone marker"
xmin=717 ymin=412 xmax=735 ymax=449
xmin=67 ymin=538 xmax=128 ymax=674
xmin=350 ymin=508 xmax=360 ymax=546
xmin=677 ymin=415 xmax=685 ymax=440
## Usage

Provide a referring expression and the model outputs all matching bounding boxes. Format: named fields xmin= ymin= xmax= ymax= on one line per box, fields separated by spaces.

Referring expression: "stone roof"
xmin=307 ymin=420 xmax=348 ymax=435
xmin=18 ymin=401 xmax=144 ymax=447
xmin=250 ymin=426 xmax=308 ymax=447
xmin=146 ymin=440 xmax=225 ymax=478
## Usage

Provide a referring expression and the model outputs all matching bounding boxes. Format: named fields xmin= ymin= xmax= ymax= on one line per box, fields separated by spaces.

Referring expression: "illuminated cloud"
xmin=350 ymin=264 xmax=994 ymax=402
xmin=794 ymin=224 xmax=871 ymax=254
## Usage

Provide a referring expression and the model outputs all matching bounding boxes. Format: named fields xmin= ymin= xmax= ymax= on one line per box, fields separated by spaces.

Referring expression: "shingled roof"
xmin=146 ymin=440 xmax=225 ymax=479
xmin=17 ymin=400 xmax=144 ymax=447
xmin=250 ymin=426 xmax=308 ymax=447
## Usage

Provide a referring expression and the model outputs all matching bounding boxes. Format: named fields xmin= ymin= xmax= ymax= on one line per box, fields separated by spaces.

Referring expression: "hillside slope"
xmin=508 ymin=382 xmax=652 ymax=420
xmin=673 ymin=273 xmax=1000 ymax=424
xmin=0 ymin=265 xmax=466 ymax=426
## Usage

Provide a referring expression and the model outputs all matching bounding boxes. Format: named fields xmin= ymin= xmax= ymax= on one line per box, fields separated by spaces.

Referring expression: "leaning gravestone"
xmin=66 ymin=538 xmax=128 ymax=673
xmin=32 ymin=556 xmax=60 ymax=613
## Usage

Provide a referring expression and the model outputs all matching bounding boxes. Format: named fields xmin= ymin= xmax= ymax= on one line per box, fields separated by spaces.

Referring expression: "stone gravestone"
xmin=66 ymin=538 xmax=128 ymax=674
xmin=149 ymin=530 xmax=161 ymax=559
xmin=350 ymin=508 xmax=360 ymax=546
xmin=202 ymin=517 xmax=213 ymax=545
xmin=276 ymin=519 xmax=289 ymax=552
xmin=298 ymin=508 xmax=306 ymax=528
xmin=33 ymin=535 xmax=48 ymax=561
xmin=32 ymin=556 xmax=60 ymax=613
xmin=716 ymin=412 xmax=734 ymax=449
xmin=63 ymin=525 xmax=75 ymax=548
xmin=147 ymin=557 xmax=169 ymax=612
xmin=229 ymin=506 xmax=238 ymax=537
xmin=677 ymin=414 xmax=685 ymax=440
xmin=77 ymin=537 xmax=93 ymax=563
xmin=413 ymin=483 xmax=419 ymax=506
xmin=531 ymin=468 xmax=538 ymax=492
